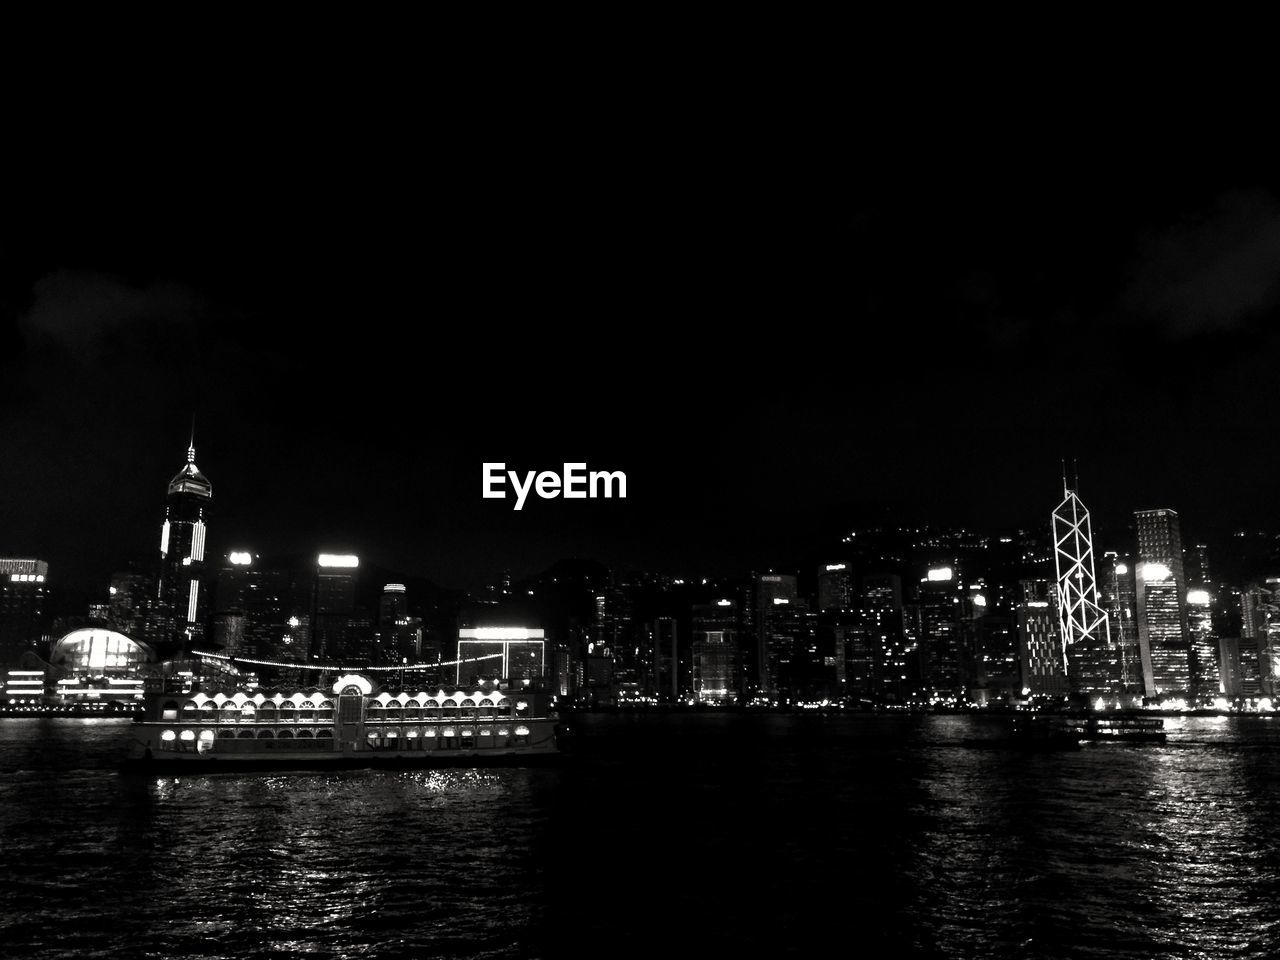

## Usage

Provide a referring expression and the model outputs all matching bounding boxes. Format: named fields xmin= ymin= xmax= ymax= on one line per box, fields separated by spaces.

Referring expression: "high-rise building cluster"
xmin=3 ymin=441 xmax=1280 ymax=710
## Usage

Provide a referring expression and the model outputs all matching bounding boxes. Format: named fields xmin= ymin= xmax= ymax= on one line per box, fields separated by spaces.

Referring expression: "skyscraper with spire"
xmin=156 ymin=431 xmax=212 ymax=646
xmin=1051 ymin=468 xmax=1117 ymax=697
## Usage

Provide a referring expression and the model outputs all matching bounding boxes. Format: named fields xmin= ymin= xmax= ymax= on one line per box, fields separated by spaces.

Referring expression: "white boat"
xmin=125 ymin=672 xmax=559 ymax=771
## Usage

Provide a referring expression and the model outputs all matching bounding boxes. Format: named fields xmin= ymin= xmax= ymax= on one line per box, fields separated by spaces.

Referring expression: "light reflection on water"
xmin=908 ymin=715 xmax=1280 ymax=959
xmin=3 ymin=715 xmax=1280 ymax=958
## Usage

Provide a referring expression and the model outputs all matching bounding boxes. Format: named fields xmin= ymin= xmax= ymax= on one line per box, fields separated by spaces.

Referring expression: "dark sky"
xmin=4 ymin=83 xmax=1280 ymax=595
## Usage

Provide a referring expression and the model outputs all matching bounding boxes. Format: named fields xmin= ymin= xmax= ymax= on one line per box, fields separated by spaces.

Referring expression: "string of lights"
xmin=190 ymin=649 xmax=505 ymax=672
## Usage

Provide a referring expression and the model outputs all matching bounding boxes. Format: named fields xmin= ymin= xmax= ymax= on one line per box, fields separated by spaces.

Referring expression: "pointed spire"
xmin=187 ymin=415 xmax=196 ymax=463
xmin=1061 ymin=458 xmax=1069 ymax=497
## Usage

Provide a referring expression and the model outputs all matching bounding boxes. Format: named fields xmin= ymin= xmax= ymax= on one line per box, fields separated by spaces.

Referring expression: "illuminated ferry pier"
xmin=456 ymin=628 xmax=546 ymax=687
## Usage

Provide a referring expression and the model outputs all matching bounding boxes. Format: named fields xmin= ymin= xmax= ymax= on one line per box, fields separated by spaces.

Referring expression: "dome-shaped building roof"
xmin=50 ymin=627 xmax=155 ymax=675
xmin=168 ymin=441 xmax=212 ymax=497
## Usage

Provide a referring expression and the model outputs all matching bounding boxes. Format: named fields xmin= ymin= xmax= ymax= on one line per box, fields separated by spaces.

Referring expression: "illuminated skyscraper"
xmin=760 ymin=598 xmax=819 ymax=703
xmin=1134 ymin=509 xmax=1190 ymax=697
xmin=213 ymin=551 xmax=312 ymax=661
xmin=1016 ymin=578 xmax=1068 ymax=697
xmin=1186 ymin=587 xmax=1219 ymax=699
xmin=1184 ymin=544 xmax=1218 ymax=701
xmin=156 ymin=436 xmax=212 ymax=645
xmin=1100 ymin=552 xmax=1142 ymax=696
xmin=756 ymin=573 xmax=798 ymax=697
xmin=1217 ymin=636 xmax=1261 ymax=699
xmin=1242 ymin=580 xmax=1280 ymax=697
xmin=692 ymin=600 xmax=738 ymax=703
xmin=911 ymin=566 xmax=966 ymax=700
xmin=379 ymin=583 xmax=408 ymax=626
xmin=817 ymin=564 xmax=852 ymax=612
xmin=650 ymin=616 xmax=680 ymax=699
xmin=106 ymin=564 xmax=152 ymax=637
xmin=1051 ymin=479 xmax=1114 ymax=696
xmin=968 ymin=581 xmax=1019 ymax=704
xmin=0 ymin=559 xmax=49 ymax=666
xmin=376 ymin=583 xmax=421 ymax=662
xmin=858 ymin=574 xmax=910 ymax=703
xmin=312 ymin=554 xmax=361 ymax=659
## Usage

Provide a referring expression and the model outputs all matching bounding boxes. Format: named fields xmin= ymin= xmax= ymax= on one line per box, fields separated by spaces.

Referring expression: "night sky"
xmin=4 ymin=92 xmax=1280 ymax=597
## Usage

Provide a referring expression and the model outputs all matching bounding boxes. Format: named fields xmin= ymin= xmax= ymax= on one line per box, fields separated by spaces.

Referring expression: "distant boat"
xmin=1073 ymin=715 xmax=1166 ymax=744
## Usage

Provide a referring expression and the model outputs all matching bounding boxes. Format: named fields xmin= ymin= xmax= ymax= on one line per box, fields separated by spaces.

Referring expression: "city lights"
xmin=462 ymin=627 xmax=544 ymax=641
xmin=1140 ymin=562 xmax=1172 ymax=581
xmin=317 ymin=554 xmax=359 ymax=568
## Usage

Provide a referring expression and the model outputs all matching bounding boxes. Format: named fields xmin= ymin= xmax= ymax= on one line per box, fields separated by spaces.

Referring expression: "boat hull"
xmin=122 ymin=749 xmax=561 ymax=774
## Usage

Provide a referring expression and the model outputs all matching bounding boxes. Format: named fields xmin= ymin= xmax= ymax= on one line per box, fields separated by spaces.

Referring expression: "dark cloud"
xmin=1123 ymin=189 xmax=1280 ymax=337
xmin=18 ymin=270 xmax=207 ymax=355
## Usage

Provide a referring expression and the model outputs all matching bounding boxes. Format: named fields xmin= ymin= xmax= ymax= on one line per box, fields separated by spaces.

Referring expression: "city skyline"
xmin=7 ymin=434 xmax=1279 ymax=713
xmin=9 ymin=55 xmax=1280 ymax=960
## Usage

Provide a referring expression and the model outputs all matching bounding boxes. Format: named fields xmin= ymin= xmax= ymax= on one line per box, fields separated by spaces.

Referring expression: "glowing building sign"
xmin=1141 ymin=562 xmax=1173 ymax=582
xmin=318 ymin=554 xmax=359 ymax=568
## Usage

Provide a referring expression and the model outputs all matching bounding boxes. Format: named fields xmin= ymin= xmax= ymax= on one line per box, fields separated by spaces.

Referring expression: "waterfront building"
xmin=1186 ymin=588 xmax=1220 ymax=699
xmin=1016 ymin=578 xmax=1068 ymax=697
xmin=1134 ymin=509 xmax=1191 ymax=697
xmin=1217 ymin=636 xmax=1261 ymax=699
xmin=1051 ymin=480 xmax=1115 ymax=696
xmin=691 ymin=600 xmax=738 ymax=704
xmin=649 ymin=616 xmax=680 ymax=699
xmin=0 ymin=558 xmax=49 ymax=666
xmin=911 ymin=566 xmax=966 ymax=700
xmin=5 ymin=670 xmax=46 ymax=703
xmin=456 ymin=627 xmax=545 ymax=687
xmin=755 ymin=573 xmax=798 ymax=697
xmin=760 ymin=596 xmax=819 ymax=703
xmin=310 ymin=554 xmax=374 ymax=660
xmin=858 ymin=574 xmax=910 ymax=703
xmin=47 ymin=626 xmax=154 ymax=704
xmin=968 ymin=582 xmax=1019 ymax=705
xmin=156 ymin=437 xmax=212 ymax=646
xmin=1241 ymin=580 xmax=1280 ymax=697
xmin=1100 ymin=552 xmax=1142 ymax=696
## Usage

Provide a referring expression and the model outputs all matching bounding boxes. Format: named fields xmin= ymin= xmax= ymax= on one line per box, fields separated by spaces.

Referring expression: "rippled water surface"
xmin=3 ymin=714 xmax=1280 ymax=958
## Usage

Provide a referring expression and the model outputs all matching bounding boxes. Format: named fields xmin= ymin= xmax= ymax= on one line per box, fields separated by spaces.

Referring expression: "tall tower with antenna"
xmin=1051 ymin=464 xmax=1117 ymax=697
xmin=156 ymin=427 xmax=212 ymax=646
